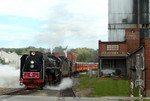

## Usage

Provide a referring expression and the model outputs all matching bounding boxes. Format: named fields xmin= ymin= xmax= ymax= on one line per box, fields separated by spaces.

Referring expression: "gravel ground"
xmin=0 ymin=88 xmax=15 ymax=95
xmin=71 ymin=76 xmax=95 ymax=97
xmin=30 ymin=89 xmax=59 ymax=96
xmin=0 ymin=76 xmax=80 ymax=97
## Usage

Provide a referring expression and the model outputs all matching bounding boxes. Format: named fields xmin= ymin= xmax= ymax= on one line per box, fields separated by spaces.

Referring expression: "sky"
xmin=0 ymin=0 xmax=108 ymax=49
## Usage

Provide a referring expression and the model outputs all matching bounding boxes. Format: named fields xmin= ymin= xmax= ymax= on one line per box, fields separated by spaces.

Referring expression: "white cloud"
xmin=0 ymin=24 xmax=31 ymax=31
xmin=0 ymin=31 xmax=9 ymax=34
xmin=0 ymin=0 xmax=60 ymax=20
xmin=9 ymin=17 xmax=19 ymax=20
xmin=69 ymin=0 xmax=108 ymax=16
xmin=0 ymin=0 xmax=108 ymax=20
xmin=0 ymin=31 xmax=37 ymax=48
xmin=40 ymin=24 xmax=49 ymax=29
xmin=0 ymin=0 xmax=108 ymax=49
xmin=29 ymin=32 xmax=40 ymax=35
xmin=36 ymin=21 xmax=108 ymax=49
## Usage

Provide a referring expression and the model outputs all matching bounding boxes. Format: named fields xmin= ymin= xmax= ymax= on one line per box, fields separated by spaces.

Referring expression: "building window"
xmin=107 ymin=45 xmax=119 ymax=51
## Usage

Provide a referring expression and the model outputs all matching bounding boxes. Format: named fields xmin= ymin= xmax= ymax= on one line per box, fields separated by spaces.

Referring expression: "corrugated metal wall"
xmin=140 ymin=0 xmax=149 ymax=39
xmin=140 ymin=29 xmax=150 ymax=39
xmin=109 ymin=0 xmax=150 ymax=41
xmin=140 ymin=0 xmax=149 ymax=24
xmin=109 ymin=0 xmax=137 ymax=24
xmin=108 ymin=29 xmax=125 ymax=41
xmin=108 ymin=0 xmax=136 ymax=41
xmin=149 ymin=0 xmax=150 ymax=22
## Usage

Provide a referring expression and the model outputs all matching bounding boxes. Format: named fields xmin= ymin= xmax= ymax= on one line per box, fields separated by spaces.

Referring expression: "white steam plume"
xmin=50 ymin=45 xmax=53 ymax=54
xmin=45 ymin=77 xmax=73 ymax=90
xmin=0 ymin=64 xmax=23 ymax=88
xmin=35 ymin=31 xmax=64 ymax=53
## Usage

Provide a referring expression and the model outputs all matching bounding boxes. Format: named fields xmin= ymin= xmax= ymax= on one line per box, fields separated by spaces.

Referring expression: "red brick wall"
xmin=99 ymin=41 xmax=106 ymax=56
xmin=52 ymin=52 xmax=78 ymax=62
xmin=119 ymin=44 xmax=127 ymax=53
xmin=125 ymin=29 xmax=140 ymax=54
xmin=144 ymin=38 xmax=150 ymax=96
xmin=99 ymin=40 xmax=127 ymax=57
xmin=99 ymin=28 xmax=140 ymax=56
xmin=67 ymin=52 xmax=78 ymax=62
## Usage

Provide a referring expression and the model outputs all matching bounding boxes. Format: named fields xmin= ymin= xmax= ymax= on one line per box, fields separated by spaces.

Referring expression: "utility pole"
xmin=136 ymin=54 xmax=143 ymax=99
xmin=137 ymin=0 xmax=140 ymax=28
xmin=98 ymin=59 xmax=102 ymax=78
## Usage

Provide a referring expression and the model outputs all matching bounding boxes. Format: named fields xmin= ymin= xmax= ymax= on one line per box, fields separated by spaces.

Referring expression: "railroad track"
xmin=58 ymin=88 xmax=81 ymax=101
xmin=2 ymin=88 xmax=38 ymax=95
xmin=61 ymin=88 xmax=76 ymax=97
xmin=0 ymin=88 xmax=38 ymax=101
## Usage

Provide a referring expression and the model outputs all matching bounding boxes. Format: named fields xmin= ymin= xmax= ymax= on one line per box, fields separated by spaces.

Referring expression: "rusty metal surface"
xmin=140 ymin=0 xmax=149 ymax=24
xmin=140 ymin=29 xmax=150 ymax=39
xmin=108 ymin=24 xmax=137 ymax=29
xmin=109 ymin=0 xmax=150 ymax=24
xmin=108 ymin=0 xmax=150 ymax=41
xmin=0 ymin=88 xmax=38 ymax=101
xmin=2 ymin=88 xmax=38 ymax=95
xmin=109 ymin=0 xmax=137 ymax=24
xmin=3 ymin=88 xmax=25 ymax=95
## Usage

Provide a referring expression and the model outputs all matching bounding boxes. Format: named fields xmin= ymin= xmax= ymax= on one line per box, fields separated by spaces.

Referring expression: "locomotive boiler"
xmin=20 ymin=51 xmax=68 ymax=88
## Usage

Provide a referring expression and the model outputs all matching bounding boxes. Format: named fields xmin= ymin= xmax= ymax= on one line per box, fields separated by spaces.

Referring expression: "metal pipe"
xmin=100 ymin=59 xmax=102 ymax=77
xmin=136 ymin=54 xmax=142 ymax=99
xmin=138 ymin=0 xmax=140 ymax=28
xmin=43 ymin=59 xmax=45 ymax=80
xmin=143 ymin=47 xmax=145 ymax=89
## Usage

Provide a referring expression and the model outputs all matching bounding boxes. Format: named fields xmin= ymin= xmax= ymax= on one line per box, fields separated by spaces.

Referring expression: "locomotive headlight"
xmin=31 ymin=51 xmax=35 ymax=56
xmin=30 ymin=61 xmax=34 ymax=64
xmin=30 ymin=65 xmax=34 ymax=68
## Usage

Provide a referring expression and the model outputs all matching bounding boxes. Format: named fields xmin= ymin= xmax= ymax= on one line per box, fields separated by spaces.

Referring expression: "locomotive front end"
xmin=20 ymin=51 xmax=45 ymax=89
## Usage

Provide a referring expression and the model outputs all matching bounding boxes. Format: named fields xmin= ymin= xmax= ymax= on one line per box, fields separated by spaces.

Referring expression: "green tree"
xmin=53 ymin=46 xmax=66 ymax=53
xmin=0 ymin=46 xmax=46 ymax=55
xmin=70 ymin=47 xmax=98 ymax=62
xmin=0 ymin=46 xmax=98 ymax=62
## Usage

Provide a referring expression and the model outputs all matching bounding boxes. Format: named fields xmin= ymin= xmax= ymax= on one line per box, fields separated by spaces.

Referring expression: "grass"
xmin=78 ymin=74 xmax=139 ymax=97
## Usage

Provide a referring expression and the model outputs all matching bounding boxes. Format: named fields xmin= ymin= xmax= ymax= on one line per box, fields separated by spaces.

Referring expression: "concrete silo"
xmin=108 ymin=0 xmax=150 ymax=41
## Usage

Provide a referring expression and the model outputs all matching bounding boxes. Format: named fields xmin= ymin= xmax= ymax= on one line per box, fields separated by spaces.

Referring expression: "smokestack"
xmin=50 ymin=46 xmax=53 ymax=55
xmin=64 ymin=46 xmax=68 ymax=57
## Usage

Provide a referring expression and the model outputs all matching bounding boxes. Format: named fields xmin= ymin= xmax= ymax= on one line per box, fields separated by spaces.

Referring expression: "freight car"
xmin=19 ymin=51 xmax=72 ymax=88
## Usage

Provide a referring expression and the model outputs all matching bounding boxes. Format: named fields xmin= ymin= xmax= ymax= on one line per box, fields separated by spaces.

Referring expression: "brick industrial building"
xmin=99 ymin=0 xmax=150 ymax=96
xmin=99 ymin=29 xmax=150 ymax=96
xmin=99 ymin=29 xmax=140 ymax=76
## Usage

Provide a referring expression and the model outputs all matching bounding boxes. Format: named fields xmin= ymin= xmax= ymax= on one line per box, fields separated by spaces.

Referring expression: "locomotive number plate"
xmin=23 ymin=72 xmax=39 ymax=78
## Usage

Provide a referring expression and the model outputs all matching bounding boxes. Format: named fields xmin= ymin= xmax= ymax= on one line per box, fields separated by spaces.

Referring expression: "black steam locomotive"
xmin=19 ymin=51 xmax=72 ymax=88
